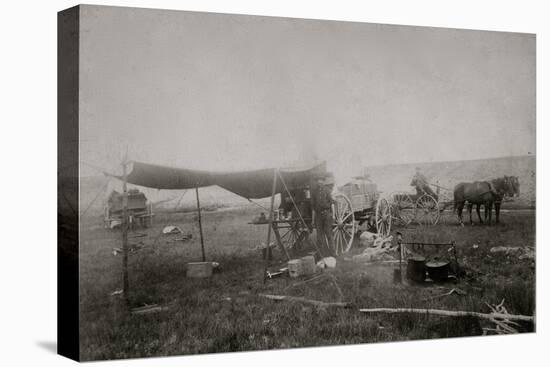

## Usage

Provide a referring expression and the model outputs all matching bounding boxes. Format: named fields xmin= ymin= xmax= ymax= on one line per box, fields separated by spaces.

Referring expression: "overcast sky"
xmin=79 ymin=5 xmax=535 ymax=181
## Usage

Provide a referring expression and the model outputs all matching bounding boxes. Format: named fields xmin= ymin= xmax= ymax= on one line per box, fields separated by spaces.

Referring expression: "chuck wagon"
xmin=334 ymin=176 xmax=392 ymax=246
xmin=269 ymin=174 xmax=393 ymax=257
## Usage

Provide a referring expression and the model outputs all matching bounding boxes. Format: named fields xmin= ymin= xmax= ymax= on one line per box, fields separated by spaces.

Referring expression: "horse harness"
xmin=482 ymin=181 xmax=504 ymax=203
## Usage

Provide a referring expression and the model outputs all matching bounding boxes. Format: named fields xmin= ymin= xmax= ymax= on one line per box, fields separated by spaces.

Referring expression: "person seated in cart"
xmin=411 ymin=167 xmax=437 ymax=199
xmin=312 ymin=173 xmax=336 ymax=256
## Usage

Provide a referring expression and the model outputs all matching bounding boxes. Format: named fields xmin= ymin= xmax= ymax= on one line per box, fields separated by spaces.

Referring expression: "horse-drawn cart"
xmin=390 ymin=191 xmax=441 ymax=226
xmin=388 ymin=175 xmax=520 ymax=227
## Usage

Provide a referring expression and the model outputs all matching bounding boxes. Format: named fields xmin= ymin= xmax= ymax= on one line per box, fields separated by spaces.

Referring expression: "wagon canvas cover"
xmin=123 ymin=160 xmax=327 ymax=199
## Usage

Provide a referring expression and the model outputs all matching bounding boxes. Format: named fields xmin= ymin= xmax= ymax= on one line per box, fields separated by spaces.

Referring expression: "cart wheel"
xmin=375 ymin=197 xmax=392 ymax=237
xmin=393 ymin=193 xmax=415 ymax=226
xmin=332 ymin=193 xmax=357 ymax=256
xmin=279 ymin=221 xmax=307 ymax=251
xmin=415 ymin=194 xmax=440 ymax=225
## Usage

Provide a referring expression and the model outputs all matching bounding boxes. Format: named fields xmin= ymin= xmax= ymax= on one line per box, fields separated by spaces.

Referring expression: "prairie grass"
xmin=78 ymin=207 xmax=535 ymax=360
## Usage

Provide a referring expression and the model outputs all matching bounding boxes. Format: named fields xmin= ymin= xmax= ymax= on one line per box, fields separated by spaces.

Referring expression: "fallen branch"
xmin=260 ymin=294 xmax=350 ymax=309
xmin=129 ymin=233 xmax=148 ymax=238
xmin=358 ymin=307 xmax=533 ymax=323
xmin=131 ymin=303 xmax=170 ymax=315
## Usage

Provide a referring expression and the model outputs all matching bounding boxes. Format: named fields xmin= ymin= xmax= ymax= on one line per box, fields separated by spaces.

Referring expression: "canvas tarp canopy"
xmin=122 ymin=160 xmax=327 ymax=199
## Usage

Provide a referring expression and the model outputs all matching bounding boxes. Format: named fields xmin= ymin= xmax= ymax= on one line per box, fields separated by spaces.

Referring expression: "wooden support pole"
xmin=263 ymin=169 xmax=278 ymax=283
xmin=396 ymin=232 xmax=403 ymax=283
xmin=121 ymin=160 xmax=129 ymax=304
xmin=195 ymin=187 xmax=206 ymax=262
xmin=271 ymin=222 xmax=291 ymax=261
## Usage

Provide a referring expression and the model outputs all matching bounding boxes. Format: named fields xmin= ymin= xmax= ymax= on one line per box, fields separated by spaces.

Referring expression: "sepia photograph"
xmin=58 ymin=4 xmax=535 ymax=362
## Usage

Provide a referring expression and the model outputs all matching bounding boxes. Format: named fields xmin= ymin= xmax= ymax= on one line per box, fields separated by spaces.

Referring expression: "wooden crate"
xmin=186 ymin=262 xmax=213 ymax=278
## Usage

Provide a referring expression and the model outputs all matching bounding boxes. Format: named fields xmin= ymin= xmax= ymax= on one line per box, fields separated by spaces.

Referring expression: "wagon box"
xmin=107 ymin=189 xmax=147 ymax=213
xmin=340 ymin=178 xmax=379 ymax=211
xmin=104 ymin=189 xmax=153 ymax=228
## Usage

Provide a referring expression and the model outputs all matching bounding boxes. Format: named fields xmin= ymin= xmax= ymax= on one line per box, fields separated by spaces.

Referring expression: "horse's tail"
xmin=453 ymin=183 xmax=465 ymax=213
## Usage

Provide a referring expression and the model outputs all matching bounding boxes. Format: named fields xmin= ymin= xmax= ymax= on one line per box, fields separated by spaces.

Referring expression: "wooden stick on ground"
xmin=131 ymin=304 xmax=169 ymax=315
xmin=358 ymin=307 xmax=534 ymax=322
xmin=283 ymin=273 xmax=326 ymax=291
xmin=260 ymin=294 xmax=350 ymax=309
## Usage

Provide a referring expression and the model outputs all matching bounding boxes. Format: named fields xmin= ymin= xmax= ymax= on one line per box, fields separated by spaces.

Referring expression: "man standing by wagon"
xmin=312 ymin=173 xmax=335 ymax=256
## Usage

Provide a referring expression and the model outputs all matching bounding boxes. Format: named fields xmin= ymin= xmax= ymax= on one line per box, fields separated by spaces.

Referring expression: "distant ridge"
xmin=365 ymin=154 xmax=535 ymax=169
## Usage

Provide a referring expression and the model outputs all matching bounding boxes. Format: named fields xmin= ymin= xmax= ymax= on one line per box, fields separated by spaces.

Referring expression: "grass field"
xmin=78 ymin=205 xmax=535 ymax=361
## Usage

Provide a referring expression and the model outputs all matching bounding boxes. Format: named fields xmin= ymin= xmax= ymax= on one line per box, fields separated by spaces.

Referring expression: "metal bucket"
xmin=426 ymin=260 xmax=450 ymax=282
xmin=406 ymin=257 xmax=426 ymax=282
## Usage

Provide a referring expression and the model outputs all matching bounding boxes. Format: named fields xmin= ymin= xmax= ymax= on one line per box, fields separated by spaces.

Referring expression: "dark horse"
xmin=453 ymin=176 xmax=517 ymax=226
xmin=485 ymin=175 xmax=520 ymax=221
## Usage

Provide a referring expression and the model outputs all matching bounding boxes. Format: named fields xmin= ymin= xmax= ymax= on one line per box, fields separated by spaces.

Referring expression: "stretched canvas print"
xmin=58 ymin=4 xmax=536 ymax=362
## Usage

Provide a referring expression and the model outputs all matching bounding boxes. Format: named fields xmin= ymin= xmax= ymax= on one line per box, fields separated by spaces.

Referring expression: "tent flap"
xmin=123 ymin=161 xmax=327 ymax=199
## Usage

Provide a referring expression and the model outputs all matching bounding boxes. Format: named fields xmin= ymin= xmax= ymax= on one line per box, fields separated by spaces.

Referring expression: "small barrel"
xmin=288 ymin=259 xmax=303 ymax=278
xmin=300 ymin=256 xmax=316 ymax=276
xmin=406 ymin=257 xmax=426 ymax=282
xmin=186 ymin=262 xmax=213 ymax=278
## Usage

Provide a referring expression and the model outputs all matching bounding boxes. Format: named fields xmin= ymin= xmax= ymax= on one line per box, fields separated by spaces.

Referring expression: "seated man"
xmin=411 ymin=167 xmax=437 ymax=198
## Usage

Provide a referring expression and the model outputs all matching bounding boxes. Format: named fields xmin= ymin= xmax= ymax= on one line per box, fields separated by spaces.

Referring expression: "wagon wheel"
xmin=278 ymin=221 xmax=307 ymax=251
xmin=393 ymin=193 xmax=415 ymax=226
xmin=332 ymin=193 xmax=357 ymax=256
xmin=415 ymin=194 xmax=440 ymax=225
xmin=375 ymin=197 xmax=392 ymax=237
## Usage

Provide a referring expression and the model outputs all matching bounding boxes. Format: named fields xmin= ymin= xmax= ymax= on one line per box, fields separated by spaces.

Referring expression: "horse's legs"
xmin=486 ymin=201 xmax=492 ymax=225
xmin=468 ymin=203 xmax=474 ymax=225
xmin=485 ymin=203 xmax=493 ymax=221
xmin=495 ymin=202 xmax=501 ymax=224
xmin=476 ymin=204 xmax=483 ymax=224
xmin=456 ymin=201 xmax=464 ymax=226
